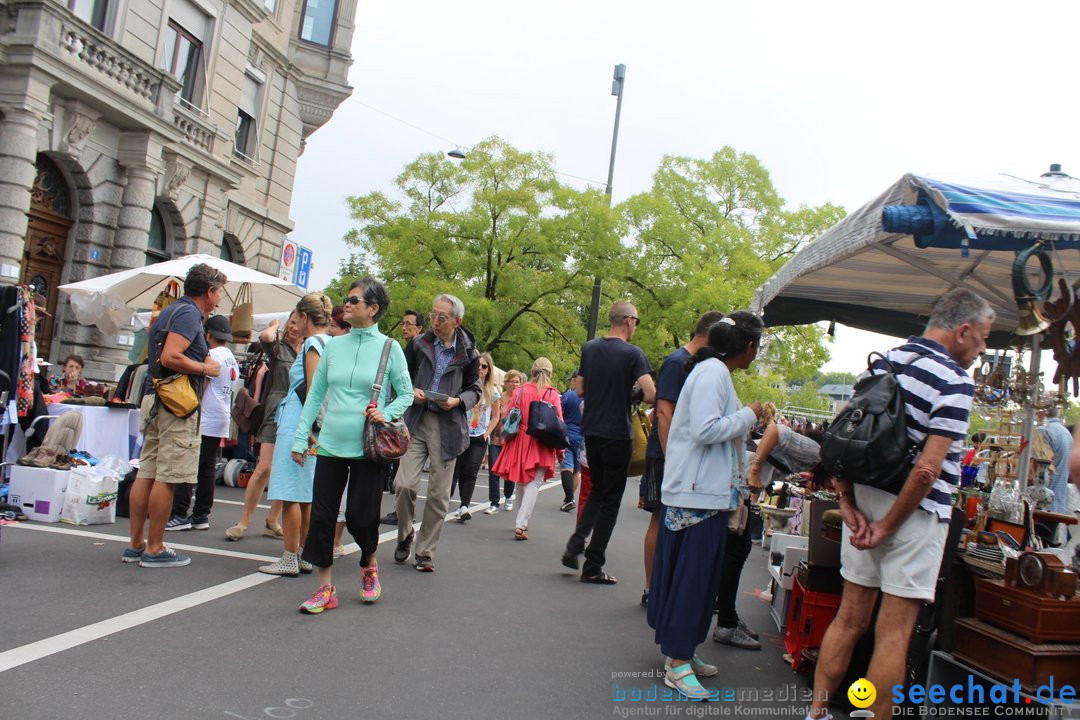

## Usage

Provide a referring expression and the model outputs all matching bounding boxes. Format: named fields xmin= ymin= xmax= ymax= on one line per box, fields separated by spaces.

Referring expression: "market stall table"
xmin=47 ymin=403 xmax=139 ymax=461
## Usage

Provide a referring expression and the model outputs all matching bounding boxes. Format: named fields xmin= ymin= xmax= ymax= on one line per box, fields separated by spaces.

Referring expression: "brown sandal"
xmin=514 ymin=528 xmax=528 ymax=541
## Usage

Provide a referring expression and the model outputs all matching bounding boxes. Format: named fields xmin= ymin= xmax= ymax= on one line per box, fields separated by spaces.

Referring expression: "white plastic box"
xmin=8 ymin=466 xmax=69 ymax=522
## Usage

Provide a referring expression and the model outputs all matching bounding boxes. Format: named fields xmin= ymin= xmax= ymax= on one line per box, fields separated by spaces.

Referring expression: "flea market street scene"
xmin=1 ymin=2 xmax=1079 ymax=719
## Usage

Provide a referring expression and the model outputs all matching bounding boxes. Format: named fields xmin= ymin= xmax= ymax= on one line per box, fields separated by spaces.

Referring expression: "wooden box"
xmin=976 ymin=579 xmax=1080 ymax=643
xmin=953 ymin=618 xmax=1080 ymax=694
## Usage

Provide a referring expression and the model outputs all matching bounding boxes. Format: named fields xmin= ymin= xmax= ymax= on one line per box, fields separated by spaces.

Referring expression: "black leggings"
xmin=714 ymin=525 xmax=754 ymax=627
xmin=452 ymin=436 xmax=488 ymax=505
xmin=301 ymin=455 xmax=383 ymax=569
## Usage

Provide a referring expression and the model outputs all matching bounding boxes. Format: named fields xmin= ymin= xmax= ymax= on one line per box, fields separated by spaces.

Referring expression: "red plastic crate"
xmin=785 ymin=575 xmax=841 ymax=669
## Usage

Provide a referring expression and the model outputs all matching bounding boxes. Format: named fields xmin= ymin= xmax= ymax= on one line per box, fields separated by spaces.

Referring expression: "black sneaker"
xmin=394 ymin=531 xmax=413 ymax=564
xmin=414 ymin=555 xmax=434 ymax=572
xmin=381 ymin=511 xmax=398 ymax=526
xmin=560 ymin=500 xmax=576 ymax=512
xmin=640 ymin=589 xmax=649 ymax=608
xmin=561 ymin=551 xmax=580 ymax=570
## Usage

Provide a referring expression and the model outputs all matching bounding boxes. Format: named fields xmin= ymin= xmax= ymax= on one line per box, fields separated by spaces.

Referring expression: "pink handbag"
xmin=362 ymin=339 xmax=410 ymax=462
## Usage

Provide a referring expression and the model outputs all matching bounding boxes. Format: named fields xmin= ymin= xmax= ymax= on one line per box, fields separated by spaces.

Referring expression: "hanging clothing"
xmin=17 ymin=287 xmax=35 ymax=417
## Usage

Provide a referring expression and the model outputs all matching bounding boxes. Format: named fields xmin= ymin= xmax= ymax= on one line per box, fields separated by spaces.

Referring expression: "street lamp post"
xmin=587 ymin=63 xmax=626 ymax=341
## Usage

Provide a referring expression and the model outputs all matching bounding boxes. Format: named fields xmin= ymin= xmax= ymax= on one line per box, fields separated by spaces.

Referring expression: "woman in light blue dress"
xmin=259 ymin=292 xmax=333 ymax=576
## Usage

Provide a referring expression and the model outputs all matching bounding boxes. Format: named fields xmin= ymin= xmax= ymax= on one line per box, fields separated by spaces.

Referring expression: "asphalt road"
xmin=0 ymin=471 xmax=842 ymax=720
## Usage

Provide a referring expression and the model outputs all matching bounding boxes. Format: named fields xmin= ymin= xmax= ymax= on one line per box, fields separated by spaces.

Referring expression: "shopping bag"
xmin=230 ymin=282 xmax=254 ymax=342
xmin=628 ymin=407 xmax=651 ymax=477
xmin=60 ymin=466 xmax=119 ymax=525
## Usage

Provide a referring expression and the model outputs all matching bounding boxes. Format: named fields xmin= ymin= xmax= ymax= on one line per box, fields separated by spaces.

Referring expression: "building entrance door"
xmin=20 ymin=155 xmax=75 ymax=354
xmin=20 ymin=212 xmax=73 ymax=353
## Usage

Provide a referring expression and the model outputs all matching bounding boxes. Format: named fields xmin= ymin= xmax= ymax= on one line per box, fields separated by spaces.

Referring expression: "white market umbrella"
xmin=59 ymin=254 xmax=304 ymax=334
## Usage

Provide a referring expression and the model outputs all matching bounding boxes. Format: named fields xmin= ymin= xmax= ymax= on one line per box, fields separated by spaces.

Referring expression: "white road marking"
xmin=8 ymin=523 xmax=280 ymax=562
xmin=0 ymin=574 xmax=277 ymax=673
xmin=0 ymin=480 xmax=563 ymax=673
xmin=213 ymin=499 xmax=271 ymax=509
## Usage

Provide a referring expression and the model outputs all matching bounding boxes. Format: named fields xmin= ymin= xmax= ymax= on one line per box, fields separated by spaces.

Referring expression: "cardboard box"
xmin=8 ymin=466 xmax=69 ymax=522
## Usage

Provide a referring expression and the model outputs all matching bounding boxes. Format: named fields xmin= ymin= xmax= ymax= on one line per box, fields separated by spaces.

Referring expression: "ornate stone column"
xmin=113 ymin=132 xmax=166 ymax=272
xmin=0 ymin=108 xmax=41 ymax=283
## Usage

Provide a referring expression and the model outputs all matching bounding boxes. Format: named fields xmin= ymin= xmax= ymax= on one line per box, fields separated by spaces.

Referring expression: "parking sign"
xmin=295 ymin=246 xmax=312 ymax=290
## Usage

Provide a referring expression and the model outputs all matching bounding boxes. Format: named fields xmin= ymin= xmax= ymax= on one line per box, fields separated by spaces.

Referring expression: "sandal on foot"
xmin=514 ymin=528 xmax=528 ymax=541
xmin=262 ymin=520 xmax=284 ymax=539
xmin=580 ymin=572 xmax=618 ymax=585
xmin=664 ymin=662 xmax=710 ymax=701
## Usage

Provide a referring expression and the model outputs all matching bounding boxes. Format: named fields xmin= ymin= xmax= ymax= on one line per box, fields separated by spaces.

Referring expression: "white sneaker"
xmin=458 ymin=506 xmax=472 ymax=522
xmin=505 ymin=498 xmax=514 ymax=512
xmin=483 ymin=505 xmax=499 ymax=515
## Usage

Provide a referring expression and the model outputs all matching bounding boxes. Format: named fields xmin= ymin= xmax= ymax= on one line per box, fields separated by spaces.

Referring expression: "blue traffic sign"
xmin=295 ymin=246 xmax=312 ymax=290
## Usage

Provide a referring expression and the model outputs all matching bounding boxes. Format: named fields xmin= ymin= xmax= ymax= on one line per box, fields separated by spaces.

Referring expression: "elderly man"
xmin=123 ymin=263 xmax=226 ymax=568
xmin=394 ymin=293 xmax=481 ymax=572
xmin=809 ymin=288 xmax=993 ymax=720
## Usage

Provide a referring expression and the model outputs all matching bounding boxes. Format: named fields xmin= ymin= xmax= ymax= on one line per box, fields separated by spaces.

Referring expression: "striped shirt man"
xmin=864 ymin=335 xmax=974 ymax=522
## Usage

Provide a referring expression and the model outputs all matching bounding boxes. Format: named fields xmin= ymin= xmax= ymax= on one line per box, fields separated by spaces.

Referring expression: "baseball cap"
xmin=205 ymin=314 xmax=232 ymax=341
xmin=565 ymin=367 xmax=580 ymax=382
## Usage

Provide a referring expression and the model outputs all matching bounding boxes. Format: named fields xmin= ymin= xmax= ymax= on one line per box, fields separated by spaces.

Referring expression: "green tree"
xmin=786 ymin=381 xmax=832 ymax=412
xmin=814 ymin=371 xmax=857 ymax=387
xmin=615 ymin=148 xmax=845 ymax=397
xmin=339 ymin=137 xmax=621 ymax=375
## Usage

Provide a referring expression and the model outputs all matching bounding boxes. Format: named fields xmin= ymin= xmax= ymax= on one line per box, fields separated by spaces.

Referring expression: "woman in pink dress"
xmin=491 ymin=357 xmax=565 ymax=540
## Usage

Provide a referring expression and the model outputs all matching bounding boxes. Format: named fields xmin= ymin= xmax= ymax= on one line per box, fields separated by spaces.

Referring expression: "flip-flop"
xmin=580 ymin=572 xmax=618 ymax=585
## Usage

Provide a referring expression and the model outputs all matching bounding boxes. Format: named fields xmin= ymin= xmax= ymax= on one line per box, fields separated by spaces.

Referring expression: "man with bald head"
xmin=562 ymin=301 xmax=655 ymax=584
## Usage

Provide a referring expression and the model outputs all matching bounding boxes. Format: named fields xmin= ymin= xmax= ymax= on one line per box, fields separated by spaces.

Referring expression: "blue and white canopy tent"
xmin=751 ymin=170 xmax=1080 ymax=349
xmin=752 ymin=169 xmax=1080 ymax=488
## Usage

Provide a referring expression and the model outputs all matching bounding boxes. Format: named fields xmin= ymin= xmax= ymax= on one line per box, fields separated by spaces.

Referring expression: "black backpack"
xmin=820 ymin=352 xmax=924 ymax=492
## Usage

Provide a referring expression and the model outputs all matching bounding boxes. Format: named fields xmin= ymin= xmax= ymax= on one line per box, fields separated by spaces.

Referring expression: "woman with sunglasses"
xmin=451 ymin=352 xmax=501 ymax=521
xmin=291 ymin=277 xmax=413 ymax=613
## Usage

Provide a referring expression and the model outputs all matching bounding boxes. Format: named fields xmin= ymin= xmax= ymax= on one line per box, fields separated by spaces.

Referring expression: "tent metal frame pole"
xmin=1015 ymin=333 xmax=1041 ymax=488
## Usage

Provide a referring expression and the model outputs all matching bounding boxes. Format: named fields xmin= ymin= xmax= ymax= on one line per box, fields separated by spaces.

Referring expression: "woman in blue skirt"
xmin=646 ymin=311 xmax=764 ymax=700
xmin=258 ymin=292 xmax=333 ymax=576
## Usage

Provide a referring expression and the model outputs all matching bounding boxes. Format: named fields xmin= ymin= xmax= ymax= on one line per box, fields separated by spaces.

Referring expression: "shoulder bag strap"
xmin=369 ymin=338 xmax=394 ymax=407
xmin=152 ymin=305 xmax=188 ymax=379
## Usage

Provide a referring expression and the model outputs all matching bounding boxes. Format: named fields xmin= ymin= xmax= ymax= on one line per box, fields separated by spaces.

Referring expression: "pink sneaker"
xmin=299 ymin=585 xmax=338 ymax=614
xmin=361 ymin=562 xmax=381 ymax=604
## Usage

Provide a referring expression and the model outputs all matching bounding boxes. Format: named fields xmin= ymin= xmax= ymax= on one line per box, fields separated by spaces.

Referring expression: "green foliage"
xmin=615 ymin=147 xmax=844 ymax=395
xmin=786 ymin=382 xmax=832 ymax=412
xmin=814 ymin=371 xmax=858 ymax=386
xmin=321 ymin=253 xmax=372 ymax=307
xmin=329 ymin=140 xmax=844 ymax=385
xmin=338 ymin=137 xmax=622 ymax=376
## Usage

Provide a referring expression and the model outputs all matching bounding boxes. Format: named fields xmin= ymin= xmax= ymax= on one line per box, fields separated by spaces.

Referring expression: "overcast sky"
xmin=288 ymin=0 xmax=1080 ymax=374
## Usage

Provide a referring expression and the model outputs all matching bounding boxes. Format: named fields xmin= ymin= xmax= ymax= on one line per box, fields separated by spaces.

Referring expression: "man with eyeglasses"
xmin=401 ymin=309 xmax=423 ymax=344
xmin=562 ymin=301 xmax=655 ymax=585
xmin=394 ymin=293 xmax=482 ymax=572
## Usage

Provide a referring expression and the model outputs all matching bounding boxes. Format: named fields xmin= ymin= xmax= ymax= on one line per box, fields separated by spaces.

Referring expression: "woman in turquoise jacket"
xmin=292 ymin=277 xmax=413 ymax=614
xmin=646 ymin=312 xmax=764 ymax=700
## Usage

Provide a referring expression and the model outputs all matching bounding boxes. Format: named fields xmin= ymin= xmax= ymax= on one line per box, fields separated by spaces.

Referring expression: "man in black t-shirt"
xmin=563 ymin=301 xmax=655 ymax=584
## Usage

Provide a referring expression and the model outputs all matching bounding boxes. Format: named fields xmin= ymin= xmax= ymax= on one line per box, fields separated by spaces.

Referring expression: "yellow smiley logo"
xmin=847 ymin=678 xmax=876 ymax=709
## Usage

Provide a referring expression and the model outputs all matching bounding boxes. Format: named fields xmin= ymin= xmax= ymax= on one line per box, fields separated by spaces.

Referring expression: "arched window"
xmin=220 ymin=237 xmax=234 ymax=262
xmin=221 ymin=233 xmax=241 ymax=263
xmin=145 ymin=206 xmax=170 ymax=265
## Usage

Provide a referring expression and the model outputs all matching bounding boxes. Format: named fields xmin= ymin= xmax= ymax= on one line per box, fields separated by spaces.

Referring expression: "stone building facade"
xmin=0 ymin=0 xmax=356 ymax=378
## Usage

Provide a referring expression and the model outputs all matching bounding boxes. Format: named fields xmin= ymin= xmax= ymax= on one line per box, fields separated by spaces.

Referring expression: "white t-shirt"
xmin=200 ymin=345 xmax=239 ymax=438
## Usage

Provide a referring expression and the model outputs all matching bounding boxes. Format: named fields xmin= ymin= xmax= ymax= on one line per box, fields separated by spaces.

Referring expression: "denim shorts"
xmin=559 ymin=441 xmax=582 ymax=472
